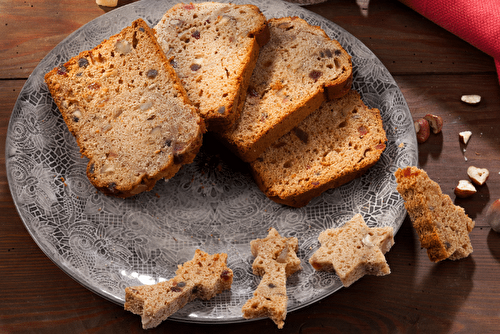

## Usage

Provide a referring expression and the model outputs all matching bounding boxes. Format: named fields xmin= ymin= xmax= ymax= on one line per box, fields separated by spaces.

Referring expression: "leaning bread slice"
xmin=44 ymin=19 xmax=204 ymax=198
xmin=250 ymin=90 xmax=386 ymax=208
xmin=218 ymin=16 xmax=353 ymax=162
xmin=154 ymin=2 xmax=269 ymax=131
xmin=395 ymin=166 xmax=475 ymax=262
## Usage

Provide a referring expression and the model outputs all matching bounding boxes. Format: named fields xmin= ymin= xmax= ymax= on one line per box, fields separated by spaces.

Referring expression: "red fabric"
xmin=400 ymin=0 xmax=500 ymax=84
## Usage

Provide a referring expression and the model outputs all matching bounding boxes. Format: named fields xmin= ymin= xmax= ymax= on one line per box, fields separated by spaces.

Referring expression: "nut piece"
xmin=467 ymin=166 xmax=489 ymax=186
xmin=461 ymin=95 xmax=481 ymax=105
xmin=96 ymin=0 xmax=118 ymax=7
xmin=459 ymin=131 xmax=472 ymax=144
xmin=414 ymin=118 xmax=430 ymax=143
xmin=486 ymin=199 xmax=500 ymax=232
xmin=423 ymin=114 xmax=443 ymax=134
xmin=454 ymin=180 xmax=477 ymax=198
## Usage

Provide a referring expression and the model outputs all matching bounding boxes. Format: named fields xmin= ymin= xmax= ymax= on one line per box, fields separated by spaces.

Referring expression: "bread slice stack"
xmin=216 ymin=17 xmax=386 ymax=207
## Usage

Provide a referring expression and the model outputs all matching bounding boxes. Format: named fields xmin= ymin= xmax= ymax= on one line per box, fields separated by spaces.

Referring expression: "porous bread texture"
xmin=242 ymin=228 xmax=301 ymax=329
xmin=250 ymin=90 xmax=387 ymax=208
xmin=309 ymin=214 xmax=394 ymax=287
xmin=218 ymin=16 xmax=353 ymax=163
xmin=44 ymin=19 xmax=204 ymax=198
xmin=124 ymin=249 xmax=233 ymax=329
xmin=395 ymin=166 xmax=475 ymax=262
xmin=154 ymin=2 xmax=269 ymax=131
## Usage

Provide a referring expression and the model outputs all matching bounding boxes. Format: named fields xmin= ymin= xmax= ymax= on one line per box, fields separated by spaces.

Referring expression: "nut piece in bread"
xmin=242 ymin=228 xmax=301 ymax=329
xmin=154 ymin=2 xmax=269 ymax=131
xmin=125 ymin=249 xmax=233 ymax=329
xmin=309 ymin=214 xmax=394 ymax=287
xmin=395 ymin=166 xmax=475 ymax=262
xmin=44 ymin=19 xmax=204 ymax=198
xmin=218 ymin=16 xmax=353 ymax=162
xmin=249 ymin=90 xmax=386 ymax=208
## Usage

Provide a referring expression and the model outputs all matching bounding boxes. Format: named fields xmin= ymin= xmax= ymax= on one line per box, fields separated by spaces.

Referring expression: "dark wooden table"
xmin=1 ymin=0 xmax=500 ymax=333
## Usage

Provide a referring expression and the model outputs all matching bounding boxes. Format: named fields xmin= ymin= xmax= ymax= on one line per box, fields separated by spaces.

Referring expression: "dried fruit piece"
xmin=423 ymin=114 xmax=443 ymax=134
xmin=190 ymin=64 xmax=201 ymax=71
xmin=461 ymin=95 xmax=481 ymax=105
xmin=78 ymin=58 xmax=89 ymax=68
xmin=486 ymin=199 xmax=500 ymax=232
xmin=146 ymin=69 xmax=158 ymax=79
xmin=57 ymin=65 xmax=68 ymax=76
xmin=309 ymin=70 xmax=322 ymax=81
xmin=454 ymin=180 xmax=477 ymax=198
xmin=191 ymin=30 xmax=200 ymax=39
xmin=459 ymin=131 xmax=472 ymax=144
xmin=217 ymin=106 xmax=225 ymax=114
xmin=467 ymin=166 xmax=489 ymax=186
xmin=414 ymin=118 xmax=430 ymax=143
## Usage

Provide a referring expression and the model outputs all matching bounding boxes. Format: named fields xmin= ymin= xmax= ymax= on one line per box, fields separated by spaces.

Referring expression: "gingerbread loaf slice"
xmin=309 ymin=214 xmax=394 ymax=287
xmin=250 ymin=90 xmax=386 ymax=208
xmin=125 ymin=249 xmax=233 ymax=329
xmin=218 ymin=16 xmax=353 ymax=162
xmin=395 ymin=166 xmax=475 ymax=262
xmin=154 ymin=2 xmax=269 ymax=131
xmin=44 ymin=19 xmax=204 ymax=198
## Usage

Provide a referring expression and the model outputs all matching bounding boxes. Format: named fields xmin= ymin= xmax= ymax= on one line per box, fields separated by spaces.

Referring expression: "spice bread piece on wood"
xmin=154 ymin=2 xmax=269 ymax=131
xmin=218 ymin=16 xmax=353 ymax=162
xmin=395 ymin=166 xmax=475 ymax=262
xmin=309 ymin=214 xmax=394 ymax=287
xmin=44 ymin=19 xmax=204 ymax=198
xmin=242 ymin=228 xmax=301 ymax=329
xmin=125 ymin=249 xmax=233 ymax=329
xmin=250 ymin=90 xmax=386 ymax=208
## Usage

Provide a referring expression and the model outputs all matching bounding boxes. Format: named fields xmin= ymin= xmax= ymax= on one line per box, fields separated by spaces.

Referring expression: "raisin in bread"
xmin=218 ymin=16 xmax=353 ymax=162
xmin=154 ymin=2 xmax=269 ymax=131
xmin=44 ymin=19 xmax=204 ymax=198
xmin=242 ymin=228 xmax=301 ymax=329
xmin=250 ymin=90 xmax=386 ymax=208
xmin=125 ymin=249 xmax=233 ymax=329
xmin=395 ymin=166 xmax=475 ymax=262
xmin=309 ymin=214 xmax=394 ymax=287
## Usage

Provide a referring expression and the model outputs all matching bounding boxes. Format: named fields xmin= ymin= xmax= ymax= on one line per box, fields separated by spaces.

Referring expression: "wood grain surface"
xmin=1 ymin=0 xmax=499 ymax=333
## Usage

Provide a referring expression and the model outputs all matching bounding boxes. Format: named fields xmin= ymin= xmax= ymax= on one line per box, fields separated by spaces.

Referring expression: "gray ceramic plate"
xmin=6 ymin=0 xmax=417 ymax=324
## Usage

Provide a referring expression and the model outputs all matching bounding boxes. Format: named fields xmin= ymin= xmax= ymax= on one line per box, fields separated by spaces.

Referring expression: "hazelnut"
xmin=362 ymin=234 xmax=374 ymax=247
xmin=454 ymin=180 xmax=477 ymax=198
xmin=459 ymin=131 xmax=472 ymax=145
xmin=467 ymin=166 xmax=489 ymax=186
xmin=423 ymin=114 xmax=443 ymax=134
xmin=414 ymin=118 xmax=430 ymax=143
xmin=486 ymin=199 xmax=500 ymax=232
xmin=114 ymin=39 xmax=132 ymax=55
xmin=96 ymin=0 xmax=118 ymax=7
xmin=461 ymin=95 xmax=481 ymax=105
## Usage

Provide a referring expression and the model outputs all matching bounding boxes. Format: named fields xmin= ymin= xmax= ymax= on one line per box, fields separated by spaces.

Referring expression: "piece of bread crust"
xmin=309 ymin=214 xmax=394 ymax=287
xmin=250 ymin=90 xmax=386 ymax=207
xmin=125 ymin=249 xmax=233 ymax=329
xmin=218 ymin=16 xmax=353 ymax=162
xmin=242 ymin=228 xmax=301 ymax=329
xmin=154 ymin=2 xmax=269 ymax=131
xmin=44 ymin=19 xmax=205 ymax=198
xmin=395 ymin=166 xmax=475 ymax=262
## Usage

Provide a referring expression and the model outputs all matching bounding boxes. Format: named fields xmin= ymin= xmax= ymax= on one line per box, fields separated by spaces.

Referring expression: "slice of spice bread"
xmin=395 ymin=166 xmax=475 ymax=262
xmin=44 ymin=19 xmax=204 ymax=198
xmin=242 ymin=228 xmax=301 ymax=329
xmin=309 ymin=214 xmax=394 ymax=287
xmin=250 ymin=90 xmax=386 ymax=207
xmin=154 ymin=2 xmax=269 ymax=131
xmin=125 ymin=249 xmax=233 ymax=329
xmin=218 ymin=16 xmax=353 ymax=162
